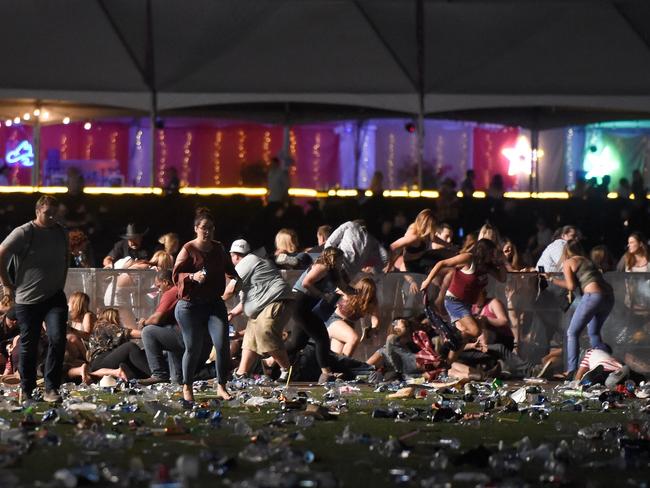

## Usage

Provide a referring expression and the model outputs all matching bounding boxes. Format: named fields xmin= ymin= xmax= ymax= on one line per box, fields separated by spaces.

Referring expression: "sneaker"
xmin=605 ymin=365 xmax=630 ymax=389
xmin=43 ymin=389 xmax=62 ymax=403
xmin=278 ymin=369 xmax=290 ymax=382
xmin=580 ymin=365 xmax=607 ymax=386
xmin=138 ymin=376 xmax=170 ymax=386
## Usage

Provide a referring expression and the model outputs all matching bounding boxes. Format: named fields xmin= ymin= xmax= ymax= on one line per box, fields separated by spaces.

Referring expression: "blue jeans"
xmin=141 ymin=324 xmax=185 ymax=383
xmin=14 ymin=290 xmax=68 ymax=393
xmin=175 ymin=299 xmax=230 ymax=386
xmin=566 ymin=292 xmax=614 ymax=372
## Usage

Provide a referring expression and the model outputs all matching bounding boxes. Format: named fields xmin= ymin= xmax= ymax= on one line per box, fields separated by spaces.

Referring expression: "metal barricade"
xmin=54 ymin=269 xmax=650 ymax=370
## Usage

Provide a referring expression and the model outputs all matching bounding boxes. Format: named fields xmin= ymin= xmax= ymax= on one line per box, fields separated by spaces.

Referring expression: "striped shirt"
xmin=579 ymin=349 xmax=622 ymax=372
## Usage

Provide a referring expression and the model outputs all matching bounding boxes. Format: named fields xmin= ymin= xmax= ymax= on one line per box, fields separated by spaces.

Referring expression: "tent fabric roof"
xmin=3 ymin=0 xmax=650 ymax=125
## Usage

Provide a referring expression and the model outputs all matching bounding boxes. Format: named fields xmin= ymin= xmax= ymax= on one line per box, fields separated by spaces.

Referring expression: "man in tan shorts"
xmin=223 ymin=240 xmax=294 ymax=380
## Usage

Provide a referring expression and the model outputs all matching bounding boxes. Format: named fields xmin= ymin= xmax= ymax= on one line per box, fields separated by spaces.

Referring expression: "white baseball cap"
xmin=230 ymin=239 xmax=251 ymax=255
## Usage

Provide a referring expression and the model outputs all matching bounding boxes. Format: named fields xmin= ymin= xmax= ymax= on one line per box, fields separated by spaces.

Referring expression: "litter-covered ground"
xmin=0 ymin=378 xmax=649 ymax=487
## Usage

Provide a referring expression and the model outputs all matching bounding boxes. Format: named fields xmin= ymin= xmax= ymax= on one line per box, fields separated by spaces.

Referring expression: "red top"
xmin=447 ymin=266 xmax=487 ymax=305
xmin=173 ymin=241 xmax=237 ymax=302
xmin=156 ymin=285 xmax=179 ymax=324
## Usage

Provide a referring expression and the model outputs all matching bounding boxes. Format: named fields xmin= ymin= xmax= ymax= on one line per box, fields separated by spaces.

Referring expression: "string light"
xmin=23 ymin=113 xmax=30 ymax=121
xmin=41 ymin=111 xmax=49 ymax=121
xmin=135 ymin=129 xmax=144 ymax=185
xmin=62 ymin=117 xmax=70 ymax=125
xmin=289 ymin=129 xmax=297 ymax=176
xmin=5 ymin=119 xmax=12 ymax=127
xmin=409 ymin=128 xmax=417 ymax=169
xmin=237 ymin=129 xmax=246 ymax=163
xmin=110 ymin=131 xmax=118 ymax=161
xmin=83 ymin=122 xmax=92 ymax=130
xmin=311 ymin=132 xmax=321 ymax=188
xmin=485 ymin=131 xmax=494 ymax=186
xmin=84 ymin=133 xmax=94 ymax=160
xmin=156 ymin=129 xmax=167 ymax=186
xmin=460 ymin=131 xmax=468 ymax=177
xmin=32 ymin=109 xmax=40 ymax=117
xmin=436 ymin=134 xmax=444 ymax=175
xmin=387 ymin=132 xmax=396 ymax=189
xmin=181 ymin=130 xmax=193 ymax=186
xmin=360 ymin=130 xmax=369 ymax=187
xmin=60 ymin=134 xmax=68 ymax=160
xmin=237 ymin=129 xmax=246 ymax=185
xmin=262 ymin=130 xmax=272 ymax=165
xmin=13 ymin=117 xmax=20 ymax=124
xmin=213 ymin=130 xmax=223 ymax=186
xmin=566 ymin=128 xmax=574 ymax=188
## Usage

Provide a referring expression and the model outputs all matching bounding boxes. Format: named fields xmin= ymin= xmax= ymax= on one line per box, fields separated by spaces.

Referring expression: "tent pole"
xmin=281 ymin=103 xmax=290 ymax=165
xmin=415 ymin=0 xmax=425 ymax=189
xmin=32 ymin=110 xmax=41 ymax=187
xmin=353 ymin=121 xmax=363 ymax=187
xmin=531 ymin=128 xmax=540 ymax=193
xmin=145 ymin=0 xmax=157 ymax=189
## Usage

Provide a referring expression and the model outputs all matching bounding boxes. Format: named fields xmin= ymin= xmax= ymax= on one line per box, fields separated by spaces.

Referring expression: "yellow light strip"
xmin=288 ymin=188 xmax=318 ymax=197
xmin=533 ymin=192 xmax=569 ymax=199
xmin=180 ymin=187 xmax=267 ymax=196
xmin=382 ymin=190 xmax=409 ymax=197
xmin=38 ymin=186 xmax=68 ymax=194
xmin=504 ymin=191 xmax=531 ymax=199
xmin=327 ymin=189 xmax=358 ymax=197
xmin=0 ymin=186 xmax=69 ymax=194
xmin=83 ymin=187 xmax=163 ymax=195
xmin=0 ymin=186 xmax=621 ymax=200
xmin=0 ymin=185 xmax=38 ymax=193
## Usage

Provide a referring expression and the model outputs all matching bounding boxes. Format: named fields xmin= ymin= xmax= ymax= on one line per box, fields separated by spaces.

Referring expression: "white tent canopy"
xmin=3 ymin=0 xmax=650 ymax=123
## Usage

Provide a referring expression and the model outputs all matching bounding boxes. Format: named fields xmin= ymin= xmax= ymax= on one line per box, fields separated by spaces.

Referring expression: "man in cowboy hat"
xmin=103 ymin=222 xmax=150 ymax=268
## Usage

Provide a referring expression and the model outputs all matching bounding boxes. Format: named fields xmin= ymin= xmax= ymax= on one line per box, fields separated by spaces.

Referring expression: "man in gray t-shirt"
xmin=223 ymin=239 xmax=293 ymax=380
xmin=0 ymin=195 xmax=69 ymax=402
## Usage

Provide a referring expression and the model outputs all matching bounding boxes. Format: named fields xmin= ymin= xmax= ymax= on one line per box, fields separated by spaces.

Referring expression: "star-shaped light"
xmin=502 ymin=135 xmax=534 ymax=176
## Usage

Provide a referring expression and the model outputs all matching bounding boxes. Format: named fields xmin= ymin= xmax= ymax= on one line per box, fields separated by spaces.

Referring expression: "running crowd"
xmin=0 ymin=195 xmax=646 ymax=404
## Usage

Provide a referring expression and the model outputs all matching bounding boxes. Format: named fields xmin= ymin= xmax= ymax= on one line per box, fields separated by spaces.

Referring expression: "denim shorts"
xmin=325 ymin=312 xmax=353 ymax=329
xmin=444 ymin=295 xmax=472 ymax=323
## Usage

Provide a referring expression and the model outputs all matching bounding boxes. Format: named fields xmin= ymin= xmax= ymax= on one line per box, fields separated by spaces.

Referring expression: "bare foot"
xmin=215 ymin=384 xmax=232 ymax=401
xmin=80 ymin=363 xmax=91 ymax=384
xmin=182 ymin=384 xmax=194 ymax=403
xmin=117 ymin=367 xmax=129 ymax=381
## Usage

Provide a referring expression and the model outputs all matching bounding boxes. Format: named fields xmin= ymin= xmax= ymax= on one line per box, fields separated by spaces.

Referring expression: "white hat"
xmin=230 ymin=239 xmax=251 ymax=255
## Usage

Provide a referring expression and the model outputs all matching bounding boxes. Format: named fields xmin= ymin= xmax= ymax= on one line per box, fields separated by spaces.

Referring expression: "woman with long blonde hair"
xmin=274 ymin=228 xmax=311 ymax=269
xmin=68 ymin=291 xmax=96 ymax=339
xmin=387 ymin=209 xmax=440 ymax=273
xmin=547 ymin=239 xmax=614 ymax=379
xmin=327 ymin=277 xmax=380 ymax=357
